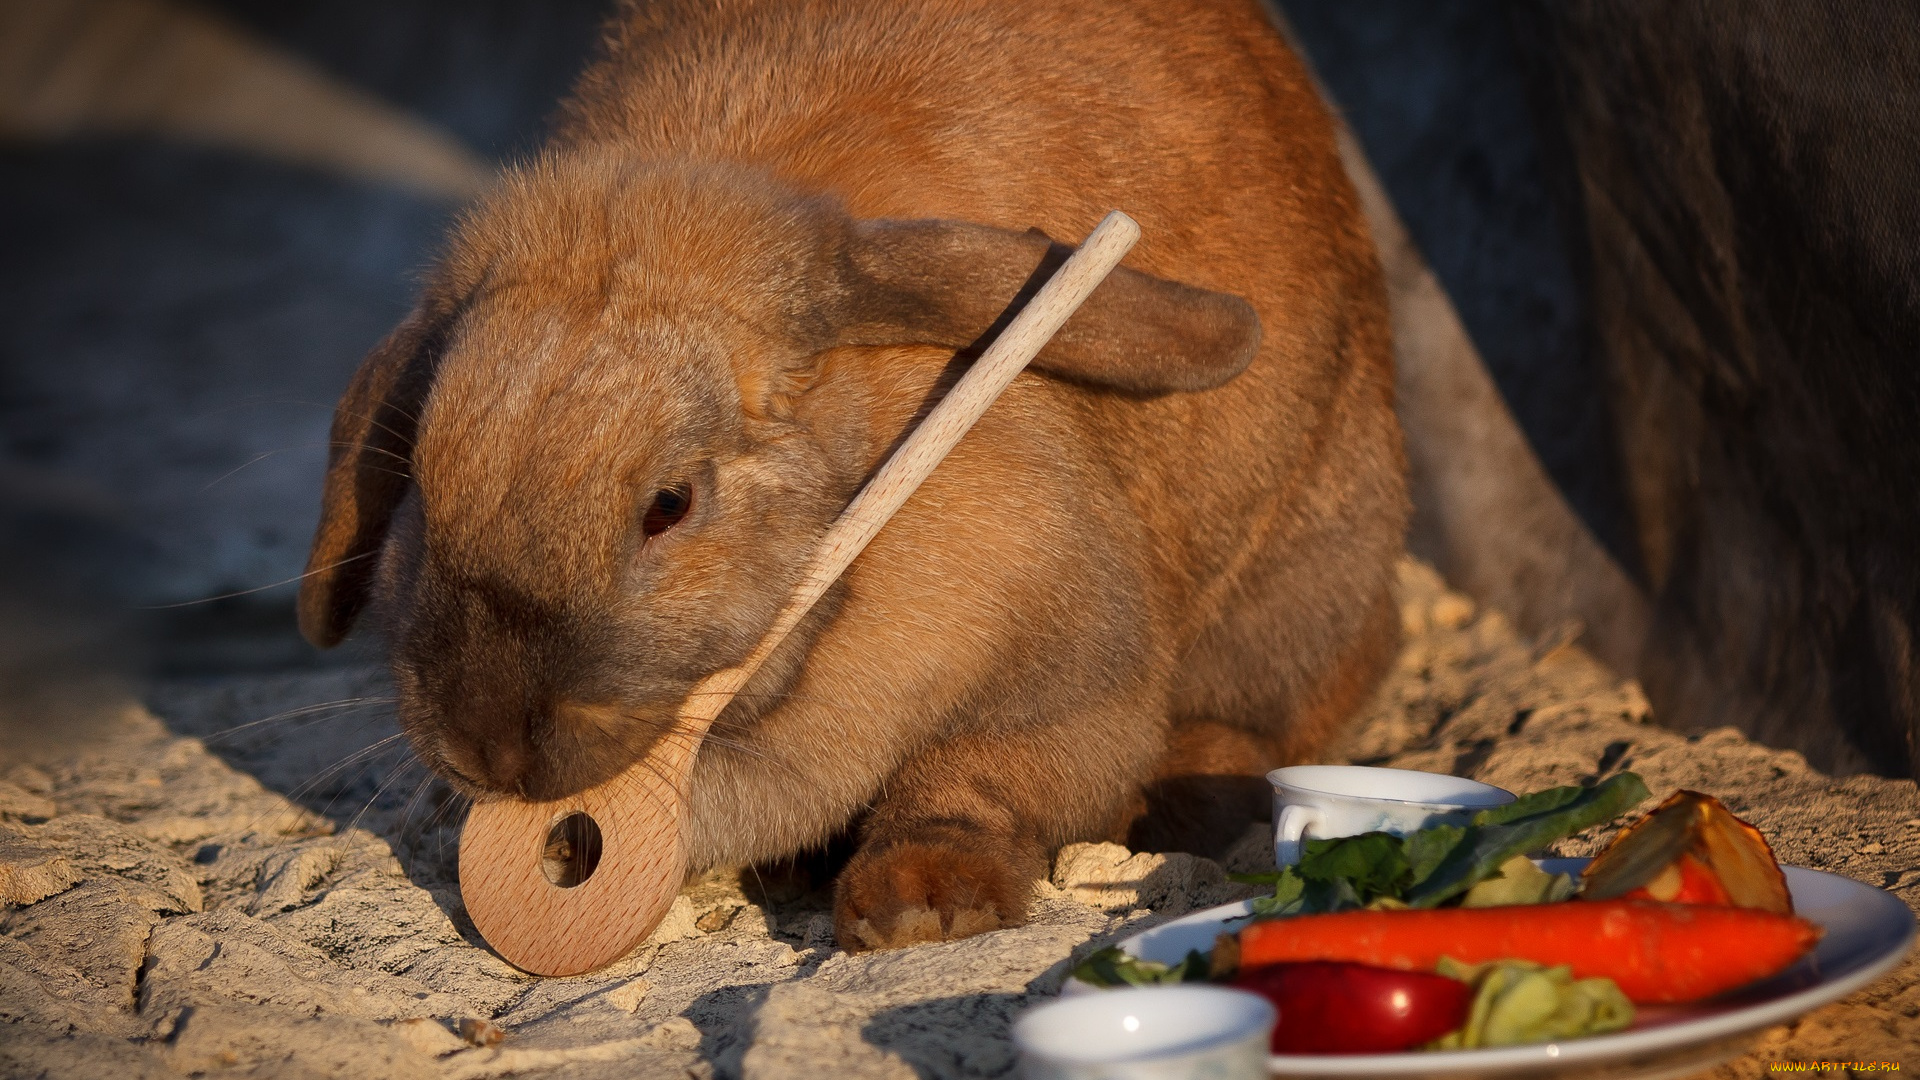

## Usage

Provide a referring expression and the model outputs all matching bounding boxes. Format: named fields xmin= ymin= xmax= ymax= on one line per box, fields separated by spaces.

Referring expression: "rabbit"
xmin=297 ymin=0 xmax=1407 ymax=952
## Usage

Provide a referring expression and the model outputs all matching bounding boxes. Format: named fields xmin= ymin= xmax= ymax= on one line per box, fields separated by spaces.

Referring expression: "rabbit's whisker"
xmin=228 ymin=725 xmax=407 ymax=840
xmin=282 ymin=731 xmax=409 ymax=810
xmin=631 ymin=720 xmax=779 ymax=765
xmin=200 ymin=442 xmax=381 ymax=492
xmin=226 ymin=396 xmax=423 ymax=444
xmin=139 ymin=550 xmax=378 ymax=610
xmin=429 ymin=787 xmax=470 ymax=834
xmin=325 ymin=441 xmax=412 ymax=467
xmin=394 ymin=773 xmax=437 ymax=840
xmin=344 ymin=748 xmax=424 ymax=838
xmin=314 ymin=747 xmax=409 ymax=828
xmin=202 ymin=696 xmax=397 ymax=744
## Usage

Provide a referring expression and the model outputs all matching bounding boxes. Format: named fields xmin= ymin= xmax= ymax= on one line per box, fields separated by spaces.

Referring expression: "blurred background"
xmin=3 ymin=0 xmax=1913 ymax=779
xmin=1 ymin=0 xmax=604 ymax=680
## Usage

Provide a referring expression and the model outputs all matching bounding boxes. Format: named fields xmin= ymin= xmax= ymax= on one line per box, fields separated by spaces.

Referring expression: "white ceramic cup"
xmin=1267 ymin=765 xmax=1517 ymax=867
xmin=1013 ymin=985 xmax=1275 ymax=1080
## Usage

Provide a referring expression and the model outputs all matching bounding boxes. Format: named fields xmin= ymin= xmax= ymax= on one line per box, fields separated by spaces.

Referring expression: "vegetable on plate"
xmin=1230 ymin=961 xmax=1472 ymax=1054
xmin=1232 ymin=897 xmax=1821 ymax=1004
xmin=1070 ymin=774 xmax=1827 ymax=1054
xmin=1579 ymin=790 xmax=1792 ymax=912
xmin=1428 ymin=958 xmax=1635 ymax=1049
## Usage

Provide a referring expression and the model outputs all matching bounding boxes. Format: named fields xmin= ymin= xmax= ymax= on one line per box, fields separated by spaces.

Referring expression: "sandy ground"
xmin=2 ymin=561 xmax=1915 ymax=1078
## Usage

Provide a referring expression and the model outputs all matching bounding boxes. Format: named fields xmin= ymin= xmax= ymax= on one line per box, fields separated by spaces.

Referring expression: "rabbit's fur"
xmin=300 ymin=0 xmax=1406 ymax=951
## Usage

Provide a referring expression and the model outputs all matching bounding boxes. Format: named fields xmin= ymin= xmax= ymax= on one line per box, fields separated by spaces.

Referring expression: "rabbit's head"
xmin=299 ymin=153 xmax=1259 ymax=800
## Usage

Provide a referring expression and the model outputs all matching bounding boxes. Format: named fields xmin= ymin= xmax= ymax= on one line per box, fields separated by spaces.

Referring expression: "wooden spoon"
xmin=458 ymin=210 xmax=1142 ymax=975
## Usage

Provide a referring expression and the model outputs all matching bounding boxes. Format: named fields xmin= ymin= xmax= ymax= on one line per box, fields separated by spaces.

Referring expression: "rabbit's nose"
xmin=467 ymin=726 xmax=536 ymax=795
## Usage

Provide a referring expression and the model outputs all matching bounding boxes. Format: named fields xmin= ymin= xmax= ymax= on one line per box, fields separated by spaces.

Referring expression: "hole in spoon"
xmin=541 ymin=811 xmax=603 ymax=888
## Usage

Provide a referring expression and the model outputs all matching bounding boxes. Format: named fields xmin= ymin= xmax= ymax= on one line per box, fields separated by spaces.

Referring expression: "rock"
xmin=647 ymin=894 xmax=704 ymax=944
xmin=638 ymin=1015 xmax=702 ymax=1050
xmin=0 ymin=945 xmax=117 ymax=1034
xmin=392 ymin=1017 xmax=467 ymax=1057
xmin=249 ymin=840 xmax=344 ymax=914
xmin=1431 ymin=593 xmax=1476 ymax=629
xmin=1050 ymin=843 xmax=1258 ymax=916
xmin=0 ymin=1021 xmax=181 ymax=1080
xmin=604 ymin=977 xmax=652 ymax=1013
xmin=456 ymin=1016 xmax=506 ymax=1047
xmin=32 ymin=813 xmax=203 ymax=914
xmin=696 ymin=905 xmax=738 ymax=933
xmin=160 ymin=1003 xmax=443 ymax=1080
xmin=139 ymin=909 xmax=480 ymax=1023
xmin=140 ymin=907 xmax=476 ymax=1014
xmin=740 ymin=920 xmax=1108 ymax=1080
xmin=0 ymin=829 xmax=80 ymax=906
xmin=2 ymin=879 xmax=162 ymax=1014
xmin=0 ymin=780 xmax=57 ymax=822
xmin=435 ymin=1036 xmax=701 ymax=1080
xmin=2 ymin=763 xmax=55 ymax=796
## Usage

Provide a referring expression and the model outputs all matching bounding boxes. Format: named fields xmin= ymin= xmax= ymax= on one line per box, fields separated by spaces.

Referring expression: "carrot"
xmin=1236 ymin=900 xmax=1821 ymax=1004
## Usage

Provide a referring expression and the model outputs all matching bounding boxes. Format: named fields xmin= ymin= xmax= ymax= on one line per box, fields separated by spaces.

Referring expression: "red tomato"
xmin=1232 ymin=961 xmax=1473 ymax=1054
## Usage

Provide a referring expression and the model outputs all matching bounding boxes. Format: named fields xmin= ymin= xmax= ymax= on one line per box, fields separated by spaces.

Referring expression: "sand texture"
xmin=3 ymin=561 xmax=1915 ymax=1078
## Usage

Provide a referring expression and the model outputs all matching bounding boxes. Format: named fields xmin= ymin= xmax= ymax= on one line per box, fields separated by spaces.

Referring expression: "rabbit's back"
xmin=557 ymin=0 xmax=1401 ymax=641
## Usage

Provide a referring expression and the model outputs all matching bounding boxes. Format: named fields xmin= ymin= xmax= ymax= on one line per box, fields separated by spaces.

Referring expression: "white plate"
xmin=1063 ymin=860 xmax=1915 ymax=1079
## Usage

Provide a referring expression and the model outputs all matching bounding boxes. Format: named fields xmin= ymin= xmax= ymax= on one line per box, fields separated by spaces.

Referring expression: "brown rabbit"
xmin=298 ymin=0 xmax=1406 ymax=951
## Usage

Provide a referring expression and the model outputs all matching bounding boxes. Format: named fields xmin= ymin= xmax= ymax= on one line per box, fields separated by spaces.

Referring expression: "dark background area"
xmin=1 ymin=0 xmax=609 ymax=682
xmin=1285 ymin=1 xmax=1634 ymax=573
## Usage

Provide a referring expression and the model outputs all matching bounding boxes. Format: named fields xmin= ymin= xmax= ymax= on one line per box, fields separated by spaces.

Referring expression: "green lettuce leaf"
xmin=1297 ymin=831 xmax=1410 ymax=900
xmin=1405 ymin=823 xmax=1467 ymax=887
xmin=1070 ymin=945 xmax=1210 ymax=987
xmin=1404 ymin=772 xmax=1650 ymax=908
xmin=1472 ymin=784 xmax=1591 ymax=827
xmin=1247 ymin=865 xmax=1372 ymax=917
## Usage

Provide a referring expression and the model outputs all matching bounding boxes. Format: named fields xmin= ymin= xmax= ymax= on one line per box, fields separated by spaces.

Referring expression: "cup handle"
xmin=1274 ymin=804 xmax=1322 ymax=867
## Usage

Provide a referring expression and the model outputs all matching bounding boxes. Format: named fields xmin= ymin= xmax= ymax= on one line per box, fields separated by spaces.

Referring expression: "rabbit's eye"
xmin=642 ymin=484 xmax=692 ymax=538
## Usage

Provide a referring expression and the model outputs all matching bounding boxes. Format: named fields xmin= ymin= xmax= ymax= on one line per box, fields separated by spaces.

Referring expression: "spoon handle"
xmin=677 ymin=209 xmax=1142 ymax=728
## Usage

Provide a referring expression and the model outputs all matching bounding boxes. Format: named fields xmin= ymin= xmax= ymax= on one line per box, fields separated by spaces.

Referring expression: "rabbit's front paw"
xmin=832 ymin=839 xmax=1030 ymax=951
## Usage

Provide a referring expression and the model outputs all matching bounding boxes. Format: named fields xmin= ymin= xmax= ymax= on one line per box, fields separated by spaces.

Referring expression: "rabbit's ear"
xmin=835 ymin=219 xmax=1260 ymax=394
xmin=298 ymin=298 xmax=455 ymax=648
